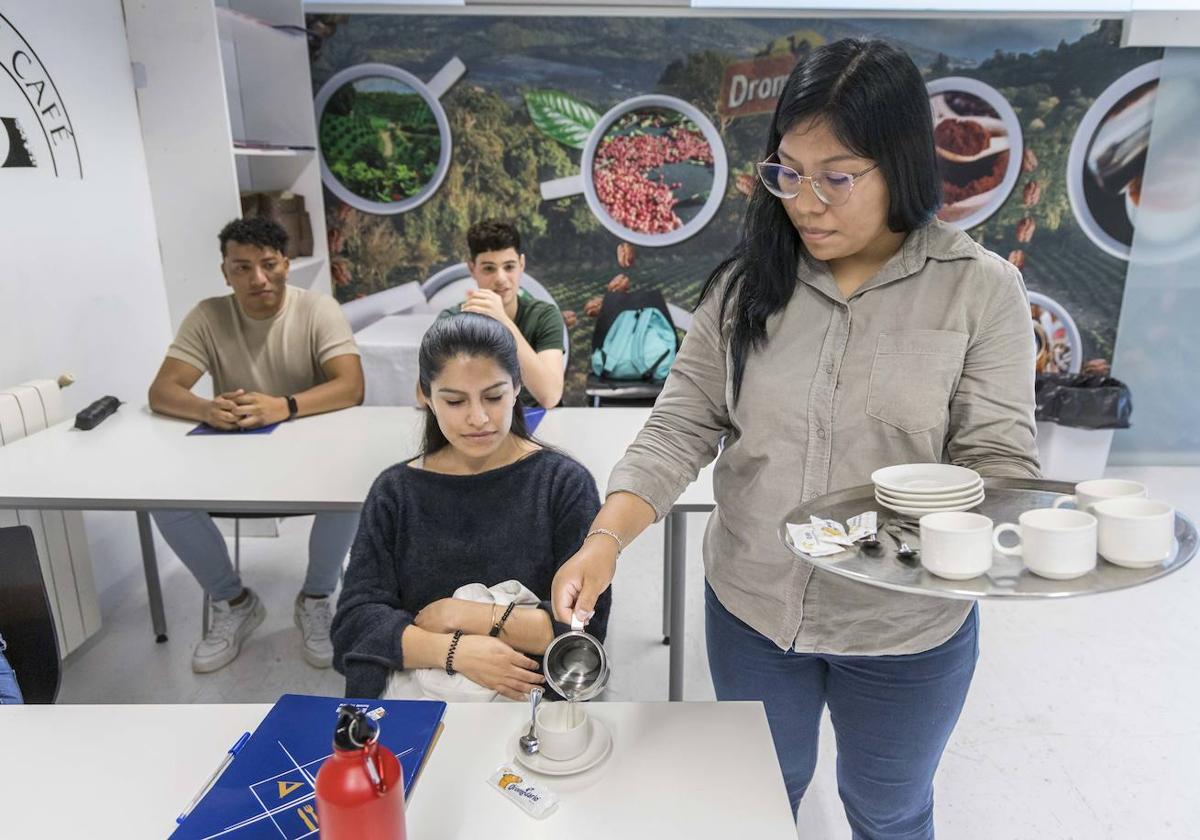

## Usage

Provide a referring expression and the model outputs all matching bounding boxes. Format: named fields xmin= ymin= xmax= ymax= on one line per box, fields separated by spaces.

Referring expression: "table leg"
xmin=136 ymin=511 xmax=168 ymax=643
xmin=662 ymin=519 xmax=672 ymax=645
xmin=668 ymin=511 xmax=686 ymax=701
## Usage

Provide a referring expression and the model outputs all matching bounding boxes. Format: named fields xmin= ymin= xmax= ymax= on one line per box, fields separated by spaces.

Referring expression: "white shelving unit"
xmin=124 ymin=0 xmax=330 ymax=330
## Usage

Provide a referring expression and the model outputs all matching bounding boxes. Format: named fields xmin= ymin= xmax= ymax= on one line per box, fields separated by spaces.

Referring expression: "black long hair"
xmin=417 ymin=313 xmax=530 ymax=455
xmin=701 ymin=38 xmax=942 ymax=404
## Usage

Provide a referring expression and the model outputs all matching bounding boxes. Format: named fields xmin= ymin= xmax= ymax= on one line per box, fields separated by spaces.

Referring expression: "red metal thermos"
xmin=315 ymin=704 xmax=407 ymax=839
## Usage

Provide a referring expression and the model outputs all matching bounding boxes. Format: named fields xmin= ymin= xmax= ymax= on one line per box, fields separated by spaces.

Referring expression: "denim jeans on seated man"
xmin=152 ymin=510 xmax=359 ymax=674
xmin=0 ymin=632 xmax=23 ymax=704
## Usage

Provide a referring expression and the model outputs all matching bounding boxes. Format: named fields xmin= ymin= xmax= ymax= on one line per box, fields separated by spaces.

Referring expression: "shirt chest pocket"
xmin=866 ymin=330 xmax=969 ymax=434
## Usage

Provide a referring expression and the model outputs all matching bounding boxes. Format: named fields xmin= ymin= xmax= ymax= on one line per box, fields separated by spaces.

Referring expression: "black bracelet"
xmin=445 ymin=629 xmax=464 ymax=675
xmin=489 ymin=602 xmax=517 ymax=637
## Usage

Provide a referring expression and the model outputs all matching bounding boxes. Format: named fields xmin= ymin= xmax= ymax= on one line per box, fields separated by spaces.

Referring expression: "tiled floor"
xmin=59 ymin=466 xmax=1200 ymax=838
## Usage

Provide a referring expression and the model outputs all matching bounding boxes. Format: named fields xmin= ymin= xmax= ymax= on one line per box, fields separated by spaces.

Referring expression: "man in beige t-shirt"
xmin=148 ymin=217 xmax=364 ymax=674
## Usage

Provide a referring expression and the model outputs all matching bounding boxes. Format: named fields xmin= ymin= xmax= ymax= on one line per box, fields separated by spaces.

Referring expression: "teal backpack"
xmin=591 ymin=307 xmax=676 ymax=381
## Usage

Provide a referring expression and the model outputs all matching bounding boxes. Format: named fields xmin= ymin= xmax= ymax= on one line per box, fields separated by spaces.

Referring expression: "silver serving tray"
xmin=779 ymin=478 xmax=1197 ymax=600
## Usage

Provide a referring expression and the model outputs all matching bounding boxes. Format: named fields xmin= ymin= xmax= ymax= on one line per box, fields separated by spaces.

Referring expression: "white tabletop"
xmin=0 ymin=405 xmax=425 ymax=513
xmin=354 ymin=313 xmax=440 ymax=346
xmin=537 ymin=408 xmax=715 ymax=511
xmin=0 ymin=406 xmax=714 ymax=513
xmin=0 ymin=701 xmax=794 ymax=839
xmin=355 ymin=313 xmax=439 ymax=408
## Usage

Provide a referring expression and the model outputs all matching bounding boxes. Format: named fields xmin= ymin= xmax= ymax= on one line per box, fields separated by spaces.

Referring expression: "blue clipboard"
xmin=171 ymin=694 xmax=446 ymax=839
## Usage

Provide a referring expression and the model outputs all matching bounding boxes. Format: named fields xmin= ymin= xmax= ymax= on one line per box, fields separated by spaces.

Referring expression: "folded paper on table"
xmin=188 ymin=422 xmax=280 ymax=436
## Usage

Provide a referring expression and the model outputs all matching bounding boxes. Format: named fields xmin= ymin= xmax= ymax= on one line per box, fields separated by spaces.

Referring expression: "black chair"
xmin=0 ymin=525 xmax=61 ymax=703
xmin=585 ymin=289 xmax=681 ymax=407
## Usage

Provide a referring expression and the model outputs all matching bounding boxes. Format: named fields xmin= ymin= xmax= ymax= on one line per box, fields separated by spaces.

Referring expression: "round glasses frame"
xmin=755 ymin=156 xmax=879 ymax=206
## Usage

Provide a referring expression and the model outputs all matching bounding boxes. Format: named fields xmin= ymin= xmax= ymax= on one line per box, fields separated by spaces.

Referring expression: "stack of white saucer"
xmin=871 ymin=464 xmax=984 ymax=518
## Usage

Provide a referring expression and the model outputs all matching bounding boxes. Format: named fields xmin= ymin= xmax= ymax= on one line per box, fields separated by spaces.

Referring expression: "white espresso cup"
xmin=1051 ymin=479 xmax=1147 ymax=513
xmin=919 ymin=511 xmax=994 ymax=580
xmin=993 ymin=508 xmax=1097 ymax=580
xmin=535 ymin=701 xmax=591 ymax=761
xmin=1092 ymin=497 xmax=1176 ymax=568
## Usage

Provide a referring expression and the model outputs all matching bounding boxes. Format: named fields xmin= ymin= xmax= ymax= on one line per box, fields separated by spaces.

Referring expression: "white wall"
xmin=0 ymin=1 xmax=173 ymax=610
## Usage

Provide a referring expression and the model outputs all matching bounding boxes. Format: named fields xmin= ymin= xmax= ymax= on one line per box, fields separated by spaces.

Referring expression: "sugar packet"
xmin=486 ymin=765 xmax=559 ymax=818
xmin=809 ymin=516 xmax=856 ymax=546
xmin=846 ymin=512 xmax=878 ymax=542
xmin=787 ymin=523 xmax=846 ymax=557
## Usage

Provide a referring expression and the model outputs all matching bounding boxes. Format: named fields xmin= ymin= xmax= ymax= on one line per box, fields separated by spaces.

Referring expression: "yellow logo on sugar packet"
xmin=498 ymin=773 xmax=523 ymax=789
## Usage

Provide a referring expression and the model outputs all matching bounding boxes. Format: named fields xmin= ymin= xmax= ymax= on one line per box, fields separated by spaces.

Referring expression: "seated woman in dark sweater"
xmin=332 ymin=313 xmax=611 ymax=700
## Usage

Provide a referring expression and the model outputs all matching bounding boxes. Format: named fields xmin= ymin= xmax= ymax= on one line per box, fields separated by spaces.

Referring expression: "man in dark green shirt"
xmin=438 ymin=220 xmax=565 ymax=407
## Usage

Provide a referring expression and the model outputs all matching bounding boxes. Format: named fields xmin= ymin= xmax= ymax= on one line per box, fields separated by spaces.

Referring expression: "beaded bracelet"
xmin=489 ymin=602 xmax=517 ymax=637
xmin=445 ymin=629 xmax=464 ymax=675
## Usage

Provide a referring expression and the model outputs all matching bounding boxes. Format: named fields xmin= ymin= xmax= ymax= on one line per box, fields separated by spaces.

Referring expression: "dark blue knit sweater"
xmin=332 ymin=448 xmax=610 ymax=698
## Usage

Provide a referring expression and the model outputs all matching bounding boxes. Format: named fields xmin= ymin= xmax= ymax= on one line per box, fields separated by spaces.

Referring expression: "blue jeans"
xmin=151 ymin=510 xmax=359 ymax=602
xmin=0 ymin=632 xmax=23 ymax=704
xmin=705 ymin=582 xmax=978 ymax=839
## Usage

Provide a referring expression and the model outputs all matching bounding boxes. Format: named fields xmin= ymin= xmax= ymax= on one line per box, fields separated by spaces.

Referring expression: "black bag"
xmin=1034 ymin=374 xmax=1132 ymax=430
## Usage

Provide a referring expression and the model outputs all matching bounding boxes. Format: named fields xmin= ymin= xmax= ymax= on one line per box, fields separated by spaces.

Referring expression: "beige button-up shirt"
xmin=608 ymin=219 xmax=1040 ymax=655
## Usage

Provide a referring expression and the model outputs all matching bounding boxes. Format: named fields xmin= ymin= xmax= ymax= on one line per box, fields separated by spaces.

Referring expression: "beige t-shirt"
xmin=166 ymin=286 xmax=359 ymax=396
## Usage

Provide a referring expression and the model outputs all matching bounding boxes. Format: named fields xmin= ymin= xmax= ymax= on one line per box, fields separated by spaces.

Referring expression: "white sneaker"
xmin=295 ymin=594 xmax=334 ymax=669
xmin=193 ymin=589 xmax=265 ymax=674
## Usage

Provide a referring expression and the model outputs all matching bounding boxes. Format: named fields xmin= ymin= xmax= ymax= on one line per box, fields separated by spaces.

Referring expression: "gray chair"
xmin=585 ymin=289 xmax=681 ymax=407
xmin=0 ymin=525 xmax=61 ymax=703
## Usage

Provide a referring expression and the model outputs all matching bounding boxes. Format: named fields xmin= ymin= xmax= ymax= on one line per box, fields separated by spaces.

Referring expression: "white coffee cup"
xmin=919 ymin=511 xmax=994 ymax=580
xmin=1092 ymin=497 xmax=1176 ymax=568
xmin=993 ymin=508 xmax=1097 ymax=580
xmin=535 ymin=701 xmax=591 ymax=761
xmin=1051 ymin=479 xmax=1147 ymax=513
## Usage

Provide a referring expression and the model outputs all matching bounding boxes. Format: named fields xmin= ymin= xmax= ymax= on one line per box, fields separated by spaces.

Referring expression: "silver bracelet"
xmin=586 ymin=528 xmax=624 ymax=556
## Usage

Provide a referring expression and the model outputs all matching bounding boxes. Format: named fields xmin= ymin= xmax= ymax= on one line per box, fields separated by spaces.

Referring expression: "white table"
xmin=0 ymin=701 xmax=795 ymax=838
xmin=536 ymin=409 xmax=715 ymax=700
xmin=354 ymin=312 xmax=439 ymax=407
xmin=0 ymin=406 xmax=714 ymax=699
xmin=0 ymin=406 xmax=426 ymax=645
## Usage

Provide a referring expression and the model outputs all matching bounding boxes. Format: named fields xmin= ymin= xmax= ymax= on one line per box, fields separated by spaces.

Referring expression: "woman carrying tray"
xmin=552 ymin=39 xmax=1038 ymax=837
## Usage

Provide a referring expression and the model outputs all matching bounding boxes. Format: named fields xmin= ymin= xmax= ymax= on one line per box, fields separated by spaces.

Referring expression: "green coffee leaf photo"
xmin=524 ymin=90 xmax=601 ymax=150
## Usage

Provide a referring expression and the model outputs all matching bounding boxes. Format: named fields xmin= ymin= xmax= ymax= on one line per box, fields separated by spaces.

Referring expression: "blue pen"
xmin=177 ymin=731 xmax=252 ymax=824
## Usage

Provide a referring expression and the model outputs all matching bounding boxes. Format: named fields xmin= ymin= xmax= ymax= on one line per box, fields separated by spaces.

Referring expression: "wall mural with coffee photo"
xmin=306 ymin=15 xmax=1161 ymax=403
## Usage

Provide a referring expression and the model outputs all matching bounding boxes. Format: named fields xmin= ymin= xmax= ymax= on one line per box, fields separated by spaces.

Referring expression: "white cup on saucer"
xmin=1092 ymin=497 xmax=1176 ymax=568
xmin=993 ymin=508 xmax=1097 ymax=580
xmin=919 ymin=511 xmax=994 ymax=580
xmin=535 ymin=702 xmax=591 ymax=762
xmin=1051 ymin=479 xmax=1147 ymax=514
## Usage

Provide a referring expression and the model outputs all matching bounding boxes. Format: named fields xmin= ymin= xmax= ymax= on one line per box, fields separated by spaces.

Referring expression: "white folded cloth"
xmin=381 ymin=580 xmax=541 ymax=703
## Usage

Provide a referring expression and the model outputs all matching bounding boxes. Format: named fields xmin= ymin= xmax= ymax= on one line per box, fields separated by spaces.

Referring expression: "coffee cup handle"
xmin=1051 ymin=495 xmax=1076 ymax=510
xmin=571 ymin=615 xmax=586 ymax=632
xmin=993 ymin=523 xmax=1023 ymax=557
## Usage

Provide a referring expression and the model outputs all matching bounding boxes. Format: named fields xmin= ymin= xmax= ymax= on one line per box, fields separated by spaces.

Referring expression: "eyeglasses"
xmin=755 ymin=155 xmax=878 ymax=206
